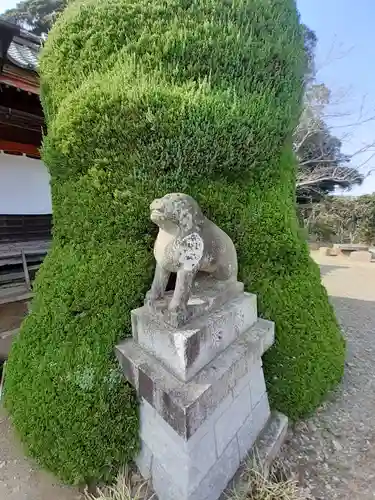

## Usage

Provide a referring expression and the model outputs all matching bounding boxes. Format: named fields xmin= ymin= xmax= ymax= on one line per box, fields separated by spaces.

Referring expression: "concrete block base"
xmin=116 ymin=288 xmax=282 ymax=500
xmin=251 ymin=410 xmax=288 ymax=473
xmin=222 ymin=411 xmax=288 ymax=498
xmin=136 ymin=365 xmax=271 ymax=500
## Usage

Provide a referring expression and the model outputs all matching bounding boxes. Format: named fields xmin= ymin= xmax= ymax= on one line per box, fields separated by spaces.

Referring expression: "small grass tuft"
xmin=84 ymin=461 xmax=305 ymax=500
xmin=85 ymin=467 xmax=153 ymax=500
xmin=228 ymin=459 xmax=304 ymax=500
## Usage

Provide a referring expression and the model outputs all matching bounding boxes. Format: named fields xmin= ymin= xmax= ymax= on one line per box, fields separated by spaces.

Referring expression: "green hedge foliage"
xmin=4 ymin=0 xmax=345 ymax=485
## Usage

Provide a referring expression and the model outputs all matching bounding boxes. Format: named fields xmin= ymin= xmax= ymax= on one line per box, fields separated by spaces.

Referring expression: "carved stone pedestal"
xmin=116 ymin=279 xmax=285 ymax=500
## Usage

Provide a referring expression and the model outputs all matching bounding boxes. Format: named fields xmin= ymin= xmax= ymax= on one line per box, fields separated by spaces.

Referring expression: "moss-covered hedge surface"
xmin=4 ymin=0 xmax=345 ymax=485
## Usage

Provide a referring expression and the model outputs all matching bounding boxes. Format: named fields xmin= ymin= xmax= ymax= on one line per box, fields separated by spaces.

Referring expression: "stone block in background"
xmin=319 ymin=246 xmax=331 ymax=256
xmin=327 ymin=247 xmax=341 ymax=256
xmin=350 ymin=250 xmax=372 ymax=262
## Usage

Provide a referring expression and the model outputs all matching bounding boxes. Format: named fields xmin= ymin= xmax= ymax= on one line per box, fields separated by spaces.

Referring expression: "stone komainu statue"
xmin=146 ymin=193 xmax=238 ymax=324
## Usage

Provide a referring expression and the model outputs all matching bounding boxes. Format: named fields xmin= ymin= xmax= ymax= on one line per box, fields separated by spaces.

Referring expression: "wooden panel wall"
xmin=0 ymin=214 xmax=52 ymax=242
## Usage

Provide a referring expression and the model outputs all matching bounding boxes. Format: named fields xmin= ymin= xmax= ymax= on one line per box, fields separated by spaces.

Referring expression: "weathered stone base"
xmin=137 ymin=390 xmax=270 ymax=500
xmin=132 ymin=279 xmax=257 ymax=382
xmin=117 ymin=317 xmax=276 ymax=500
xmin=222 ymin=411 xmax=288 ymax=499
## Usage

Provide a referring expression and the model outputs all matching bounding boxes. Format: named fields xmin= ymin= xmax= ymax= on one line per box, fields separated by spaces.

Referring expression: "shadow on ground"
xmin=319 ymin=264 xmax=348 ymax=277
xmin=281 ymin=290 xmax=375 ymax=500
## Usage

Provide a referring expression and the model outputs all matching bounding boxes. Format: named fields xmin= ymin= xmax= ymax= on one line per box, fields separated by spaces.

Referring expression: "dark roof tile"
xmin=7 ymin=38 xmax=39 ymax=72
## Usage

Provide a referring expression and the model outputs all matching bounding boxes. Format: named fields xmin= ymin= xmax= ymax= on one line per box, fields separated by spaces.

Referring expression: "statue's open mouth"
xmin=150 ymin=209 xmax=165 ymax=222
xmin=151 ymin=209 xmax=164 ymax=217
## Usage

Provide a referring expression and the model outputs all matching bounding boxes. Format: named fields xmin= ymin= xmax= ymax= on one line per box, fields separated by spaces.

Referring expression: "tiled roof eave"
xmin=6 ymin=40 xmax=39 ymax=72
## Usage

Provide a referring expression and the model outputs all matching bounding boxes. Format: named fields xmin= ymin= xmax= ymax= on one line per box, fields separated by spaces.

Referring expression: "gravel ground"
xmin=0 ymin=406 xmax=82 ymax=500
xmin=0 ymin=251 xmax=373 ymax=500
xmin=280 ymin=252 xmax=375 ymax=500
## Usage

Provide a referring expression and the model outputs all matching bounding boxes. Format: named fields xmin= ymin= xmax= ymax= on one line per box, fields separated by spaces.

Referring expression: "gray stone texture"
xmin=221 ymin=411 xmax=289 ymax=499
xmin=116 ymin=317 xmax=274 ymax=439
xmin=135 ymin=354 xmax=272 ymax=500
xmin=142 ymin=277 xmax=245 ymax=329
xmin=135 ymin=441 xmax=153 ymax=480
xmin=214 ymin=383 xmax=251 ymax=456
xmin=133 ymin=281 xmax=257 ymax=382
xmin=116 ymin=266 xmax=281 ymax=500
xmin=117 ymin=313 xmax=275 ymax=500
xmin=139 ymin=399 xmax=217 ymax=493
xmin=238 ymin=394 xmax=271 ymax=461
xmin=249 ymin=360 xmax=267 ymax=407
xmin=252 ymin=411 xmax=288 ymax=473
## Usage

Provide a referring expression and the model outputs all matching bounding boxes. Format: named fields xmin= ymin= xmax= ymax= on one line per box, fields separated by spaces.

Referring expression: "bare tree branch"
xmin=294 ymin=79 xmax=375 ymax=201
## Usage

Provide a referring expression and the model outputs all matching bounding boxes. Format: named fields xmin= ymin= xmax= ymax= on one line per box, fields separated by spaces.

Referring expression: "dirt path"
xmin=0 ymin=407 xmax=82 ymax=500
xmin=280 ymin=252 xmax=375 ymax=500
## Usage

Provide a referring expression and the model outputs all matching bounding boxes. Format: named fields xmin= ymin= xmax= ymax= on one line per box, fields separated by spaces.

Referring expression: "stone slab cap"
xmin=132 ymin=290 xmax=257 ymax=382
xmin=116 ymin=318 xmax=274 ymax=440
xmin=145 ymin=277 xmax=244 ymax=327
xmin=333 ymin=243 xmax=369 ymax=251
xmin=318 ymin=246 xmax=331 ymax=256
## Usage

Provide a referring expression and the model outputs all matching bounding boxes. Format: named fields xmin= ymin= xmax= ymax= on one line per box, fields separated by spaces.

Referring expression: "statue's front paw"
xmin=168 ymin=299 xmax=184 ymax=313
xmin=168 ymin=301 xmax=189 ymax=326
xmin=145 ymin=290 xmax=159 ymax=308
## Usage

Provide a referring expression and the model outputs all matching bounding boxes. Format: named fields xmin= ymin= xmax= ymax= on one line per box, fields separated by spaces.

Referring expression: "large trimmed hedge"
xmin=4 ymin=0 xmax=345 ymax=485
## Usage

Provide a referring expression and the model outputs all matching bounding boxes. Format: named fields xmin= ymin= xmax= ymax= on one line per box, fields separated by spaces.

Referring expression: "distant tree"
xmin=1 ymin=0 xmax=67 ymax=36
xmin=294 ymin=83 xmax=364 ymax=202
xmin=294 ymin=28 xmax=375 ymax=203
xmin=302 ymin=25 xmax=318 ymax=83
xmin=300 ymin=194 xmax=375 ymax=244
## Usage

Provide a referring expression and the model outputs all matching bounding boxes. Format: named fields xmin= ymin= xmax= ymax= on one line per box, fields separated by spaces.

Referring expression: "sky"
xmin=1 ymin=0 xmax=375 ymax=194
xmin=0 ymin=0 xmax=16 ymax=12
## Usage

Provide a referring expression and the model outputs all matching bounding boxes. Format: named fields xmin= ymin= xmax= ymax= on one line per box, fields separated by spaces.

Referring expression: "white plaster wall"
xmin=0 ymin=154 xmax=52 ymax=215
